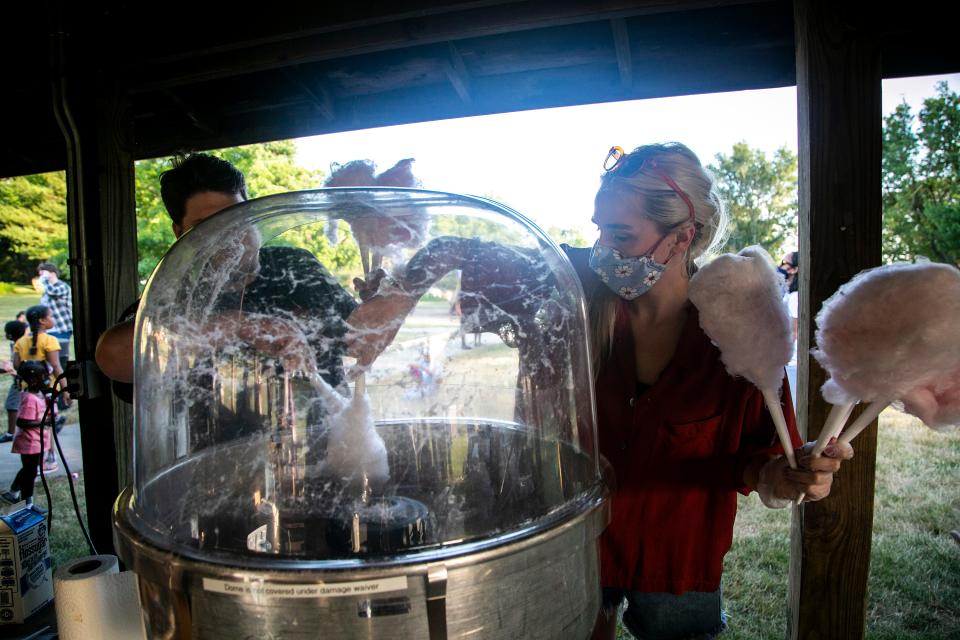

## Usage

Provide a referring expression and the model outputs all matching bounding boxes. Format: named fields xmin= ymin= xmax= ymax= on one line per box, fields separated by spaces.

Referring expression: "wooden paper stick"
xmin=763 ymin=388 xmax=796 ymax=469
xmin=354 ymin=372 xmax=366 ymax=398
xmin=796 ymin=401 xmax=856 ymax=505
xmin=838 ymin=399 xmax=891 ymax=445
xmin=812 ymin=401 xmax=856 ymax=457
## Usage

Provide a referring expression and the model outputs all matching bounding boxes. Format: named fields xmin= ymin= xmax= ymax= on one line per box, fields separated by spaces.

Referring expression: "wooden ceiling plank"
xmin=282 ymin=68 xmax=336 ymax=122
xmin=125 ymin=0 xmax=753 ymax=93
xmin=444 ymin=42 xmax=473 ymax=104
xmin=610 ymin=18 xmax=633 ymax=91
xmin=162 ymin=89 xmax=219 ymax=136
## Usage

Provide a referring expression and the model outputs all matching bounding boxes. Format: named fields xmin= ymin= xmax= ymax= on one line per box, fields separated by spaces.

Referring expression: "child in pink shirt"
xmin=2 ymin=360 xmax=55 ymax=511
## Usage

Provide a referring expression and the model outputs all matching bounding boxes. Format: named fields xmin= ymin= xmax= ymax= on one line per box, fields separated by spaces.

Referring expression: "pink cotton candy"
xmin=375 ymin=158 xmax=420 ymax=188
xmin=689 ymin=246 xmax=793 ymax=393
xmin=812 ymin=261 xmax=960 ymax=408
xmin=898 ymin=372 xmax=960 ymax=430
xmin=324 ymin=160 xmax=376 ymax=187
xmin=324 ymin=158 xmax=427 ymax=253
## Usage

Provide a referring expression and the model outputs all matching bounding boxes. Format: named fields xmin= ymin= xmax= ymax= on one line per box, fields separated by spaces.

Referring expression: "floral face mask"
xmin=588 ymin=241 xmax=667 ymax=300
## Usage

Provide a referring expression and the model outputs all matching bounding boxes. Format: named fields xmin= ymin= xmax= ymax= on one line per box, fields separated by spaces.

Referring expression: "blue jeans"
xmin=5 ymin=381 xmax=19 ymax=412
xmin=48 ymin=330 xmax=71 ymax=410
xmin=48 ymin=330 xmax=71 ymax=367
xmin=603 ymin=587 xmax=727 ymax=639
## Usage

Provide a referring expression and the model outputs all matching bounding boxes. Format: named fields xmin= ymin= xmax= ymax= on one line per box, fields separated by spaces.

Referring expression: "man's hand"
xmin=345 ymin=291 xmax=418 ymax=369
xmin=353 ymin=268 xmax=388 ymax=303
xmin=758 ymin=440 xmax=855 ymax=505
xmin=221 ymin=314 xmax=318 ymax=375
xmin=204 ymin=312 xmax=315 ymax=376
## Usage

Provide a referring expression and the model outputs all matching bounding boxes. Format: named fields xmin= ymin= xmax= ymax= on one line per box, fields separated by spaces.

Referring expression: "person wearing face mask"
xmin=778 ymin=252 xmax=800 ymax=408
xmin=346 ymin=143 xmax=853 ymax=640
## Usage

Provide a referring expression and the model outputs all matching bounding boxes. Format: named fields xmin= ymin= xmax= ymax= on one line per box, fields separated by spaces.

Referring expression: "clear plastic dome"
xmin=130 ymin=188 xmax=600 ymax=567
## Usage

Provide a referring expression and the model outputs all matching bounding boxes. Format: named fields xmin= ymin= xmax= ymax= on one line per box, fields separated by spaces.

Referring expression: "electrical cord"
xmin=35 ymin=372 xmax=97 ymax=556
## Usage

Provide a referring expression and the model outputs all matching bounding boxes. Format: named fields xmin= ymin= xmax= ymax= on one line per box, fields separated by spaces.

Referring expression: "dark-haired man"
xmin=36 ymin=261 xmax=73 ymax=368
xmin=96 ymin=154 xmax=356 ymax=409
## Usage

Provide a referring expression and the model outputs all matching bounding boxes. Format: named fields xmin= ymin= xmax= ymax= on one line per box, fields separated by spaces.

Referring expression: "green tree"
xmin=708 ymin=142 xmax=797 ymax=257
xmin=0 ymin=172 xmax=68 ymax=281
xmin=882 ymin=82 xmax=960 ymax=266
xmin=545 ymin=225 xmax=588 ymax=248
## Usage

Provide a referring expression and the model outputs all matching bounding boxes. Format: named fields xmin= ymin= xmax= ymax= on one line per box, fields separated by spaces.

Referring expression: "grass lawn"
xmin=0 ymin=287 xmax=40 ymax=324
xmin=30 ymin=474 xmax=94 ymax=568
xmin=0 ymin=289 xmax=75 ymax=360
xmin=717 ymin=409 xmax=960 ymax=640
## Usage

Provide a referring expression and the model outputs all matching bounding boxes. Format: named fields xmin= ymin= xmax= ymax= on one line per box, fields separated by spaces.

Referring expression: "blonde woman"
xmin=347 ymin=143 xmax=852 ymax=639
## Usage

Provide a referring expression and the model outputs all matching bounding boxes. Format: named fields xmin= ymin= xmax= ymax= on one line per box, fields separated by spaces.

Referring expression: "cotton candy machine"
xmin=113 ymin=189 xmax=608 ymax=639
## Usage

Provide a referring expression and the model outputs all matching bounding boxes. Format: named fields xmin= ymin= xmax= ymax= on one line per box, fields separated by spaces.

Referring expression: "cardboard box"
xmin=0 ymin=503 xmax=53 ymax=624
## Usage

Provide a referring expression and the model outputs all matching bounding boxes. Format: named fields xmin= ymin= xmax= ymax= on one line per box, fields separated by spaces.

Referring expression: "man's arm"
xmin=95 ymin=320 xmax=135 ymax=383
xmin=42 ymin=278 xmax=70 ymax=300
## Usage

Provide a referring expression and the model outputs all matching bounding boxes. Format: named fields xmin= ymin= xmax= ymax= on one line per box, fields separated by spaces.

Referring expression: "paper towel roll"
xmin=54 ymin=554 xmax=146 ymax=640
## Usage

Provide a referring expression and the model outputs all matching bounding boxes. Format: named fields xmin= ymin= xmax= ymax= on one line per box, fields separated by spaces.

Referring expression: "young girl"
xmin=13 ymin=305 xmax=70 ymax=471
xmin=1 ymin=360 xmax=55 ymax=511
xmin=2 ymin=319 xmax=28 ymax=444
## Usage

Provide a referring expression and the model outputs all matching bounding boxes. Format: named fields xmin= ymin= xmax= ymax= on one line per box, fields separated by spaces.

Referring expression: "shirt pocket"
xmin=659 ymin=414 xmax=723 ymax=459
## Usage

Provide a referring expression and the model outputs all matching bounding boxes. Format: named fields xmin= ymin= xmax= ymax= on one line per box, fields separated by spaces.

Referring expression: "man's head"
xmin=160 ymin=153 xmax=248 ymax=237
xmin=37 ymin=261 xmax=60 ymax=281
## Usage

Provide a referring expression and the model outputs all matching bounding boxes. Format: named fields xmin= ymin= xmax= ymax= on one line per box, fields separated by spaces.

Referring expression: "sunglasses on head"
xmin=603 ymin=146 xmax=697 ymax=225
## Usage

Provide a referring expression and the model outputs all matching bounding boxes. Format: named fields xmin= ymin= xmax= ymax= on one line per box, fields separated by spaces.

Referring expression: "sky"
xmin=297 ymin=73 xmax=959 ymax=240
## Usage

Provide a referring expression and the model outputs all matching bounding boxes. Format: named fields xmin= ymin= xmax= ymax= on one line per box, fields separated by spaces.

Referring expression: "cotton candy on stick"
xmin=324 ymin=158 xmax=426 ymax=273
xmin=689 ymin=246 xmax=797 ymax=468
xmin=306 ymin=368 xmax=390 ymax=494
xmin=307 ymin=372 xmax=348 ymax=413
xmin=899 ymin=372 xmax=960 ymax=430
xmin=810 ymin=401 xmax=855 ymax=456
xmin=321 ymin=373 xmax=390 ymax=495
xmin=812 ymin=261 xmax=960 ymax=445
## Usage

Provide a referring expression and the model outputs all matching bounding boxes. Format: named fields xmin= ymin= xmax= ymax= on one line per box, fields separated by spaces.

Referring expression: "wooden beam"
xmin=282 ymin=68 xmax=336 ymax=121
xmin=129 ymin=40 xmax=795 ymax=159
xmin=790 ymin=2 xmax=882 ymax=638
xmin=125 ymin=0 xmax=749 ymax=92
xmin=443 ymin=42 xmax=472 ymax=104
xmin=610 ymin=18 xmax=633 ymax=91
xmin=162 ymin=89 xmax=220 ymax=136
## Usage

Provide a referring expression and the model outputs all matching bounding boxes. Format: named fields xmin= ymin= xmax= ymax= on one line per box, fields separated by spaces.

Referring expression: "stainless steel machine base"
xmin=115 ymin=484 xmax=607 ymax=639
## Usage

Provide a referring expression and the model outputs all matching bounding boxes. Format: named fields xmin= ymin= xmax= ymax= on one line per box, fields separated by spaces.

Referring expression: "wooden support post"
xmin=790 ymin=2 xmax=882 ymax=638
xmin=96 ymin=84 xmax=139 ymax=492
xmin=51 ymin=12 xmax=139 ymax=552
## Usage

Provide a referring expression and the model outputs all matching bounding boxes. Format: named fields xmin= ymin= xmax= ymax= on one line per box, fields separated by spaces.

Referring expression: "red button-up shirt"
xmin=459 ymin=241 xmax=800 ymax=594
xmin=596 ymin=301 xmax=799 ymax=594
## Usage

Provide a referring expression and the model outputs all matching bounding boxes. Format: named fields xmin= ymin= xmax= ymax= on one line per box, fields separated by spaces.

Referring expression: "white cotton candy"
xmin=689 ymin=245 xmax=793 ymax=393
xmin=322 ymin=389 xmax=390 ymax=488
xmin=812 ymin=261 xmax=960 ymax=407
